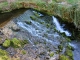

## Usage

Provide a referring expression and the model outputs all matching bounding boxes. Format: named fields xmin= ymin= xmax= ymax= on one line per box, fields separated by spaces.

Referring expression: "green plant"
xmin=21 ymin=50 xmax=26 ymax=55
xmin=59 ymin=55 xmax=69 ymax=60
xmin=65 ymin=49 xmax=73 ymax=58
xmin=3 ymin=39 xmax=11 ymax=48
xmin=46 ymin=24 xmax=51 ymax=28
xmin=25 ymin=21 xmax=32 ymax=25
xmin=67 ymin=44 xmax=73 ymax=50
xmin=11 ymin=38 xmax=21 ymax=48
xmin=0 ymin=49 xmax=10 ymax=60
xmin=2 ymin=38 xmax=29 ymax=48
xmin=58 ymin=45 xmax=63 ymax=52
xmin=49 ymin=52 xmax=54 ymax=57
xmin=33 ymin=11 xmax=40 ymax=17
xmin=30 ymin=16 xmax=37 ymax=20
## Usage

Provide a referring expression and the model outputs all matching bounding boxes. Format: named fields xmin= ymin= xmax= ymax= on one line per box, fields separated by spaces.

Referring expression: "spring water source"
xmin=0 ymin=9 xmax=80 ymax=60
xmin=52 ymin=16 xmax=71 ymax=36
xmin=16 ymin=10 xmax=80 ymax=60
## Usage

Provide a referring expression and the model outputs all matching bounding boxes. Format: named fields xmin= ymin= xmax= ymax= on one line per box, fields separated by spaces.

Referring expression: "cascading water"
xmin=1 ymin=9 xmax=80 ymax=60
xmin=52 ymin=16 xmax=71 ymax=36
xmin=52 ymin=17 xmax=80 ymax=60
xmin=16 ymin=10 xmax=62 ymax=47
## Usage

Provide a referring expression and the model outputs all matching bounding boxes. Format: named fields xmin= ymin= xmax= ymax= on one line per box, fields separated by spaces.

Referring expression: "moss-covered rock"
xmin=3 ymin=39 xmax=11 ymax=48
xmin=67 ymin=44 xmax=74 ymax=51
xmin=65 ymin=49 xmax=73 ymax=58
xmin=21 ymin=50 xmax=26 ymax=55
xmin=59 ymin=55 xmax=69 ymax=60
xmin=58 ymin=44 xmax=63 ymax=52
xmin=11 ymin=38 xmax=22 ymax=48
xmin=25 ymin=21 xmax=32 ymax=25
xmin=49 ymin=52 xmax=54 ymax=57
xmin=3 ymin=38 xmax=29 ymax=48
xmin=30 ymin=16 xmax=37 ymax=20
xmin=0 ymin=49 xmax=10 ymax=60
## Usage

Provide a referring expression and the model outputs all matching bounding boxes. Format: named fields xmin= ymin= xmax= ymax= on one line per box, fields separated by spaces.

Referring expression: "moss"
xmin=3 ymin=39 xmax=11 ymax=48
xmin=49 ymin=52 xmax=54 ymax=57
xmin=0 ymin=49 xmax=8 ymax=56
xmin=67 ymin=44 xmax=74 ymax=51
xmin=40 ymin=22 xmax=45 ymax=24
xmin=44 ymin=33 xmax=48 ymax=37
xmin=25 ymin=21 xmax=32 ymax=25
xmin=11 ymin=38 xmax=22 ymax=48
xmin=21 ymin=50 xmax=26 ymax=55
xmin=0 ymin=49 xmax=10 ymax=60
xmin=30 ymin=16 xmax=37 ymax=20
xmin=2 ymin=38 xmax=29 ymax=48
xmin=33 ymin=11 xmax=40 ymax=17
xmin=46 ymin=24 xmax=51 ymax=28
xmin=58 ymin=45 xmax=63 ymax=52
xmin=21 ymin=40 xmax=29 ymax=45
xmin=66 ymin=38 xmax=71 ymax=42
xmin=65 ymin=49 xmax=73 ymax=58
xmin=59 ymin=55 xmax=69 ymax=60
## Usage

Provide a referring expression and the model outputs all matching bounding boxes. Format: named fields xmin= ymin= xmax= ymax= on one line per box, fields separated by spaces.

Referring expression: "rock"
xmin=0 ymin=31 xmax=4 ymax=35
xmin=45 ymin=56 xmax=50 ymax=60
xmin=1 ymin=27 xmax=13 ymax=38
xmin=11 ymin=25 xmax=20 ymax=32
xmin=0 ymin=38 xmax=5 ymax=44
xmin=25 ymin=21 xmax=32 ymax=25
xmin=50 ymin=54 xmax=59 ymax=60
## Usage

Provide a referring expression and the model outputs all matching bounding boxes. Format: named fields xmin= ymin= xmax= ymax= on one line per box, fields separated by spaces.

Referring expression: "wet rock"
xmin=6 ymin=47 xmax=17 ymax=56
xmin=0 ymin=31 xmax=4 ymax=35
xmin=25 ymin=21 xmax=32 ymax=25
xmin=11 ymin=25 xmax=20 ymax=32
xmin=45 ymin=56 xmax=50 ymax=60
xmin=50 ymin=54 xmax=59 ymax=60
xmin=0 ymin=38 xmax=5 ymax=44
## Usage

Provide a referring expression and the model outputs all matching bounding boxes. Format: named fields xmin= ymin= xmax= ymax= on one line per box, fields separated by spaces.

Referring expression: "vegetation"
xmin=0 ymin=0 xmax=79 ymax=60
xmin=0 ymin=49 xmax=10 ymax=60
xmin=3 ymin=38 xmax=29 ymax=48
xmin=3 ymin=39 xmax=11 ymax=48
xmin=58 ymin=45 xmax=63 ymax=52
xmin=49 ymin=52 xmax=54 ymax=57
xmin=59 ymin=55 xmax=69 ymax=60
xmin=0 ymin=0 xmax=80 ymax=29
xmin=21 ymin=50 xmax=26 ymax=55
xmin=65 ymin=49 xmax=73 ymax=58
xmin=25 ymin=21 xmax=32 ymax=25
xmin=30 ymin=16 xmax=37 ymax=20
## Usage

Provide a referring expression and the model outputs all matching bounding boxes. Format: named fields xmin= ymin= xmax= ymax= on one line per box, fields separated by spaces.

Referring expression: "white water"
xmin=52 ymin=16 xmax=71 ymax=36
xmin=17 ymin=21 xmax=55 ymax=44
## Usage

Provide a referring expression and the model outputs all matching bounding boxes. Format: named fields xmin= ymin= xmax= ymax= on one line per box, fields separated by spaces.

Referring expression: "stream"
xmin=0 ymin=9 xmax=80 ymax=60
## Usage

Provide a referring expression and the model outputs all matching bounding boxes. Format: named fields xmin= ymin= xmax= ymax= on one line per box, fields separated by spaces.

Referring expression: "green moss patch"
xmin=3 ymin=38 xmax=29 ymax=48
xmin=49 ymin=52 xmax=54 ymax=57
xmin=0 ymin=49 xmax=10 ymax=60
xmin=59 ymin=55 xmax=69 ymax=60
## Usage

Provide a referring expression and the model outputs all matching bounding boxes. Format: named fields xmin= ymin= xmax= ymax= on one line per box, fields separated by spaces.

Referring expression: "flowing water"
xmin=0 ymin=9 xmax=80 ymax=60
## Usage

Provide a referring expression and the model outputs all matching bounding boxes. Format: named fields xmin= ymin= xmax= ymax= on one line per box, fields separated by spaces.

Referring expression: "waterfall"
xmin=52 ymin=16 xmax=71 ymax=36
